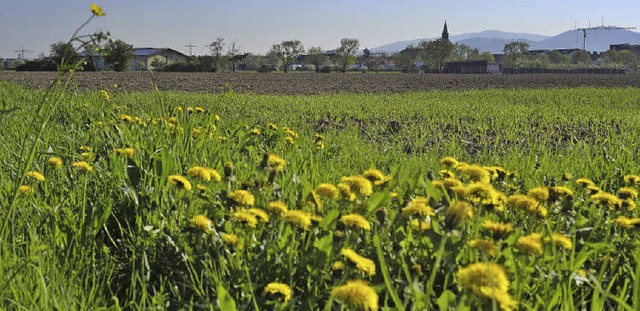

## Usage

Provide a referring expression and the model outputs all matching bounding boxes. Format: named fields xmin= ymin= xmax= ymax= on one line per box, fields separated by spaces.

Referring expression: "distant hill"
xmin=371 ymin=29 xmax=640 ymax=54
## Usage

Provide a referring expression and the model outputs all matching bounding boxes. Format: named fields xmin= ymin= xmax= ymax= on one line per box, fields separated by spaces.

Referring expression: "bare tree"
xmin=306 ymin=46 xmax=328 ymax=72
xmin=337 ymin=38 xmax=360 ymax=73
xmin=227 ymin=40 xmax=241 ymax=72
xmin=208 ymin=37 xmax=225 ymax=72
xmin=269 ymin=40 xmax=304 ymax=72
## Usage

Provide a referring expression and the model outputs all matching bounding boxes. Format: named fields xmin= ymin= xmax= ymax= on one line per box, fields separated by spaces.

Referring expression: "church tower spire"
xmin=442 ymin=20 xmax=449 ymax=41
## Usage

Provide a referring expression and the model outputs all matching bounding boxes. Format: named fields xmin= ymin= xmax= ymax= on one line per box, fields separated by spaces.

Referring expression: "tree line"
xmin=10 ymin=36 xmax=640 ymax=73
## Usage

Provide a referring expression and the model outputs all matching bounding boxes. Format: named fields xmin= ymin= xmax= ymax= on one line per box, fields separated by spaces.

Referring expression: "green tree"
xmin=208 ymin=37 xmax=225 ymax=72
xmin=50 ymin=41 xmax=79 ymax=69
xmin=104 ymin=39 xmax=133 ymax=71
xmin=570 ymin=50 xmax=591 ymax=65
xmin=227 ymin=40 xmax=241 ymax=72
xmin=502 ymin=41 xmax=529 ymax=67
xmin=306 ymin=46 xmax=328 ymax=73
xmin=419 ymin=38 xmax=454 ymax=72
xmin=337 ymin=38 xmax=360 ymax=73
xmin=269 ymin=40 xmax=304 ymax=72
xmin=602 ymin=50 xmax=638 ymax=67
xmin=479 ymin=51 xmax=495 ymax=62
xmin=451 ymin=43 xmax=479 ymax=61
xmin=548 ymin=51 xmax=570 ymax=64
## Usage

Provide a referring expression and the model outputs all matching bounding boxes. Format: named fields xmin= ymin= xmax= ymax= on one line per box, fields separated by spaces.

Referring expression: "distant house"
xmin=131 ymin=48 xmax=187 ymax=71
xmin=445 ymin=60 xmax=500 ymax=74
xmin=610 ymin=44 xmax=640 ymax=57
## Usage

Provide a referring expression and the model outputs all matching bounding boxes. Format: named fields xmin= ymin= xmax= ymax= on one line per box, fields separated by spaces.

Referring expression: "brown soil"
xmin=1 ymin=71 xmax=639 ymax=94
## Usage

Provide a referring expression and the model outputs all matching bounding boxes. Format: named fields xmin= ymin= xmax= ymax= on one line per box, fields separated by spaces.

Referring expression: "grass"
xmin=1 ymin=80 xmax=640 ymax=310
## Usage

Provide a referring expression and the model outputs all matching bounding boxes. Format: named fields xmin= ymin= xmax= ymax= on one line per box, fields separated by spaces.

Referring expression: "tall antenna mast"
xmin=185 ymin=41 xmax=196 ymax=56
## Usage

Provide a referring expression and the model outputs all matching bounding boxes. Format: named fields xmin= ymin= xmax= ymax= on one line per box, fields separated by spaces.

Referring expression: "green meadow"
xmin=1 ymin=81 xmax=640 ymax=310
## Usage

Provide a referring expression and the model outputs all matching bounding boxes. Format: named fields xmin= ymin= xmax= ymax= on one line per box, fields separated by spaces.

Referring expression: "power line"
xmin=13 ymin=47 xmax=34 ymax=60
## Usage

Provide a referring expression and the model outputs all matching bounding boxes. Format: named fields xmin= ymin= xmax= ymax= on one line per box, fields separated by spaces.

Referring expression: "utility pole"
xmin=185 ymin=41 xmax=196 ymax=56
xmin=13 ymin=47 xmax=33 ymax=60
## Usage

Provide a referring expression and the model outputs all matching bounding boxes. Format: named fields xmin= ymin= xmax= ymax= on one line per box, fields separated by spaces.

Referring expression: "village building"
xmin=131 ymin=48 xmax=188 ymax=71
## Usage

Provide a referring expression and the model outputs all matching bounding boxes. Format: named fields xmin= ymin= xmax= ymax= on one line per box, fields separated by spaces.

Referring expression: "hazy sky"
xmin=1 ymin=0 xmax=639 ymax=59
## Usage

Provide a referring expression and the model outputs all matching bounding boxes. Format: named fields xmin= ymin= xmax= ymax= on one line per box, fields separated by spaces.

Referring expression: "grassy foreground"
xmin=1 ymin=81 xmax=640 ymax=310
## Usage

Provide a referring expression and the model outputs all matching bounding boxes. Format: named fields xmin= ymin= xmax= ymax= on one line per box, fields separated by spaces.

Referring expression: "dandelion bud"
xmin=444 ymin=200 xmax=473 ymax=229
xmin=224 ymin=161 xmax=234 ymax=178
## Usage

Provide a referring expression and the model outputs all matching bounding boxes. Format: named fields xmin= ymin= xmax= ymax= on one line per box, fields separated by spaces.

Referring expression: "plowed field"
xmin=1 ymin=71 xmax=639 ymax=94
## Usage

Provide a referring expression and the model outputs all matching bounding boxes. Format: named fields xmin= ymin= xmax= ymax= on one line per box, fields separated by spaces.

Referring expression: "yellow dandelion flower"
xmin=247 ymin=208 xmax=270 ymax=222
xmin=114 ymin=148 xmax=134 ymax=158
xmin=340 ymin=176 xmax=373 ymax=196
xmin=228 ymin=190 xmax=255 ymax=206
xmin=615 ymin=216 xmax=640 ymax=228
xmin=100 ymin=89 xmax=110 ymax=101
xmin=340 ymin=214 xmax=371 ymax=230
xmin=469 ymin=239 xmax=498 ymax=257
xmin=265 ymin=282 xmax=292 ymax=303
xmin=576 ymin=178 xmax=596 ymax=187
xmin=527 ymin=186 xmax=550 ymax=203
xmin=440 ymin=169 xmax=456 ymax=179
xmin=341 ymin=248 xmax=376 ymax=276
xmin=80 ymin=152 xmax=95 ymax=161
xmin=623 ymin=174 xmax=640 ymax=185
xmin=18 ymin=185 xmax=34 ymax=195
xmin=267 ymin=123 xmax=278 ymax=130
xmin=119 ymin=114 xmax=133 ymax=123
xmin=410 ymin=219 xmax=431 ymax=231
xmin=402 ymin=196 xmax=435 ymax=217
xmin=444 ymin=200 xmax=473 ymax=229
xmin=591 ymin=192 xmax=623 ymax=209
xmin=90 ymin=3 xmax=105 ymax=16
xmin=338 ymin=183 xmax=357 ymax=201
xmin=196 ymin=184 xmax=209 ymax=192
xmin=79 ymin=146 xmax=90 ymax=152
xmin=195 ymin=106 xmax=206 ymax=113
xmin=441 ymin=156 xmax=459 ymax=167
xmin=167 ymin=175 xmax=191 ymax=190
xmin=457 ymin=262 xmax=515 ymax=311
xmin=284 ymin=128 xmax=298 ymax=138
xmin=192 ymin=127 xmax=204 ymax=138
xmin=482 ymin=220 xmax=514 ymax=236
xmin=332 ymin=280 xmax=378 ymax=311
xmin=187 ymin=166 xmax=222 ymax=182
xmin=267 ymin=201 xmax=288 ymax=214
xmin=624 ymin=199 xmax=637 ymax=211
xmin=315 ymin=183 xmax=339 ymax=199
xmin=363 ymin=168 xmax=391 ymax=186
xmin=232 ymin=210 xmax=258 ymax=228
xmin=191 ymin=215 xmax=213 ymax=233
xmin=72 ymin=161 xmax=94 ymax=173
xmin=458 ymin=164 xmax=491 ymax=184
xmin=547 ymin=232 xmax=573 ymax=250
xmin=26 ymin=171 xmax=45 ymax=182
xmin=305 ymin=211 xmax=323 ymax=223
xmin=466 ymin=183 xmax=500 ymax=205
xmin=619 ymin=187 xmax=638 ymax=200
xmin=48 ymin=157 xmax=63 ymax=168
xmin=283 ymin=210 xmax=312 ymax=230
xmin=586 ymin=185 xmax=601 ymax=195
xmin=265 ymin=153 xmax=287 ymax=173
xmin=284 ymin=136 xmax=296 ymax=145
xmin=221 ymin=233 xmax=239 ymax=246
xmin=550 ymin=186 xmax=574 ymax=199
xmin=515 ymin=233 xmax=543 ymax=256
xmin=507 ymin=195 xmax=547 ymax=217
xmin=250 ymin=128 xmax=261 ymax=135
xmin=332 ymin=261 xmax=345 ymax=271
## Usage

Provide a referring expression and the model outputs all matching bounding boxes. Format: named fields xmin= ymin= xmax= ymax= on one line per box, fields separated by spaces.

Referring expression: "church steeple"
xmin=442 ymin=20 xmax=449 ymax=41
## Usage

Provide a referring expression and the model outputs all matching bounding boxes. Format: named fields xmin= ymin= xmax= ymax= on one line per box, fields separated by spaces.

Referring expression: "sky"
xmin=1 ymin=0 xmax=639 ymax=59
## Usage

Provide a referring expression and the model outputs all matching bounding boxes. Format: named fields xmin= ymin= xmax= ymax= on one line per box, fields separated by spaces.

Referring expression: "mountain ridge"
xmin=371 ymin=29 xmax=640 ymax=54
